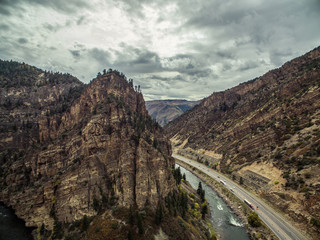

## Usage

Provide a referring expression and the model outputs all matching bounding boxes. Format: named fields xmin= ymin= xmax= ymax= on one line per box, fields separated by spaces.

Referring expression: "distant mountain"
xmin=146 ymin=99 xmax=200 ymax=126
xmin=165 ymin=46 xmax=320 ymax=238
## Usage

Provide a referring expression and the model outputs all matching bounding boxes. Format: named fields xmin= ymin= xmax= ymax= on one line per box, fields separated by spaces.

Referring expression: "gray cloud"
xmin=238 ymin=60 xmax=259 ymax=72
xmin=111 ymin=44 xmax=162 ymax=74
xmin=0 ymin=0 xmax=319 ymax=100
xmin=149 ymin=75 xmax=172 ymax=82
xmin=88 ymin=48 xmax=111 ymax=67
xmin=69 ymin=50 xmax=80 ymax=58
xmin=43 ymin=23 xmax=55 ymax=32
xmin=112 ymin=0 xmax=173 ymax=19
xmin=76 ymin=16 xmax=86 ymax=25
xmin=160 ymin=54 xmax=214 ymax=78
xmin=216 ymin=50 xmax=236 ymax=59
xmin=269 ymin=49 xmax=293 ymax=66
xmin=43 ymin=20 xmax=73 ymax=33
xmin=17 ymin=38 xmax=28 ymax=44
xmin=0 ymin=24 xmax=9 ymax=31
xmin=28 ymin=0 xmax=89 ymax=12
xmin=0 ymin=6 xmax=11 ymax=15
xmin=0 ymin=0 xmax=89 ymax=15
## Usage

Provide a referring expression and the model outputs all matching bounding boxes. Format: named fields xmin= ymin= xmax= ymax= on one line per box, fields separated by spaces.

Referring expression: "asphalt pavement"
xmin=173 ymin=153 xmax=307 ymax=240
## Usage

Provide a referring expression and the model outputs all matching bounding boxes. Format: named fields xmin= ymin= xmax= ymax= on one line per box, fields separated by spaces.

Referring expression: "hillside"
xmin=0 ymin=62 xmax=216 ymax=239
xmin=146 ymin=100 xmax=199 ymax=126
xmin=0 ymin=60 xmax=86 ymax=149
xmin=165 ymin=46 xmax=320 ymax=237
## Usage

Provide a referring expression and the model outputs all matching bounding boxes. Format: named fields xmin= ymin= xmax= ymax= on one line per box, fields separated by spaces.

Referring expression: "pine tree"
xmin=201 ymin=202 xmax=208 ymax=219
xmin=155 ymin=201 xmax=163 ymax=225
xmin=128 ymin=230 xmax=133 ymax=240
xmin=197 ymin=182 xmax=202 ymax=195
xmin=129 ymin=205 xmax=134 ymax=226
xmin=240 ymin=177 xmax=244 ymax=185
xmin=174 ymin=167 xmax=182 ymax=185
xmin=137 ymin=212 xmax=144 ymax=234
xmin=197 ymin=182 xmax=205 ymax=202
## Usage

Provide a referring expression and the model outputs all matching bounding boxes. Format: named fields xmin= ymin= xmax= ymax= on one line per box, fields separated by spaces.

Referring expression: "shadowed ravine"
xmin=0 ymin=203 xmax=34 ymax=240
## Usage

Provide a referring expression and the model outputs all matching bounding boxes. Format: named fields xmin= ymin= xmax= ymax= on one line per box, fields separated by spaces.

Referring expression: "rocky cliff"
xmin=165 ymin=46 xmax=320 ymax=237
xmin=146 ymin=100 xmax=200 ymax=126
xmin=0 ymin=63 xmax=175 ymax=232
xmin=0 ymin=60 xmax=85 ymax=150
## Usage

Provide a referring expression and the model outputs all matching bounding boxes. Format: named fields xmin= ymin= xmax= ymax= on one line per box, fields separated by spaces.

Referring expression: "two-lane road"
xmin=173 ymin=153 xmax=307 ymax=240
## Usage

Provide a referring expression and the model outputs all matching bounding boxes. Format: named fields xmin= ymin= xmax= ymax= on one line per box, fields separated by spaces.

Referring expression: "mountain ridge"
xmin=146 ymin=99 xmax=200 ymax=126
xmin=165 ymin=46 xmax=320 ymax=238
xmin=0 ymin=65 xmax=175 ymax=230
xmin=0 ymin=62 xmax=216 ymax=240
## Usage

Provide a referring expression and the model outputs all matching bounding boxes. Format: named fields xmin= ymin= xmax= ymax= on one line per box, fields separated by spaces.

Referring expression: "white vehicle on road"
xmin=173 ymin=153 xmax=307 ymax=240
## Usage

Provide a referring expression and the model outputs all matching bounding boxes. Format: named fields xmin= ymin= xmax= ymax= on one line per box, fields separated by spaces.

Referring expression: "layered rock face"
xmin=0 ymin=60 xmax=84 ymax=149
xmin=166 ymin=46 xmax=320 ymax=167
xmin=0 ymin=63 xmax=175 ymax=230
xmin=165 ymin=46 xmax=320 ymax=236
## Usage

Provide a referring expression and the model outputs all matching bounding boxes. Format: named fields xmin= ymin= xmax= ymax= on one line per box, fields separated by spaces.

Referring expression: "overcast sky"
xmin=0 ymin=0 xmax=319 ymax=100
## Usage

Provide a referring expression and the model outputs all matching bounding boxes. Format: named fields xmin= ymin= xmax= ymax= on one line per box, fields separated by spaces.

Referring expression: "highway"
xmin=173 ymin=153 xmax=307 ymax=240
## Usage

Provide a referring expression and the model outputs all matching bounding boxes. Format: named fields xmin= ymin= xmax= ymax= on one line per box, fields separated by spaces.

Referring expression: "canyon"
xmin=1 ymin=45 xmax=320 ymax=239
xmin=165 ymin=46 xmax=320 ymax=238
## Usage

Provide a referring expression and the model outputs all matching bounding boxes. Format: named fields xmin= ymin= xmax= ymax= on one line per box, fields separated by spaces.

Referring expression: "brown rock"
xmin=0 ymin=68 xmax=175 ymax=230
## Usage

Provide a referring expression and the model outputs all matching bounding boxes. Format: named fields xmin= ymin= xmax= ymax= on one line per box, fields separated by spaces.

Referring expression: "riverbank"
xmin=176 ymin=159 xmax=278 ymax=240
xmin=0 ymin=203 xmax=34 ymax=240
xmin=178 ymin=166 xmax=249 ymax=240
xmin=180 ymin=181 xmax=218 ymax=239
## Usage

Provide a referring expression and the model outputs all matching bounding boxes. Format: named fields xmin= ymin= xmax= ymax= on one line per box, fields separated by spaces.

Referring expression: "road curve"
xmin=173 ymin=153 xmax=307 ymax=240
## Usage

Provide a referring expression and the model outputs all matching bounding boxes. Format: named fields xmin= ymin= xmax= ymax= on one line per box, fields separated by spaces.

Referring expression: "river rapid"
xmin=0 ymin=165 xmax=249 ymax=240
xmin=177 ymin=164 xmax=250 ymax=240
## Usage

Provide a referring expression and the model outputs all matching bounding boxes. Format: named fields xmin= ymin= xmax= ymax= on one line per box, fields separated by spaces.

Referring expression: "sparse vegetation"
xmin=2 ymin=46 xmax=320 ymax=240
xmin=154 ymin=201 xmax=163 ymax=225
xmin=173 ymin=167 xmax=182 ymax=185
xmin=304 ymin=172 xmax=312 ymax=179
xmin=92 ymin=197 xmax=100 ymax=212
xmin=240 ymin=177 xmax=244 ymax=185
xmin=197 ymin=182 xmax=206 ymax=202
xmin=310 ymin=217 xmax=320 ymax=227
xmin=248 ymin=211 xmax=262 ymax=228
xmin=81 ymin=215 xmax=90 ymax=232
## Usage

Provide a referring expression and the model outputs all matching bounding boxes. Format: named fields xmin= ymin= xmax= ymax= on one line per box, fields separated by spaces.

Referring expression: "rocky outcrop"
xmin=0 ymin=62 xmax=84 ymax=150
xmin=165 ymin=46 xmax=320 ymax=237
xmin=146 ymin=100 xmax=200 ymax=126
xmin=0 ymin=64 xmax=175 ymax=230
xmin=166 ymin=46 xmax=320 ymax=168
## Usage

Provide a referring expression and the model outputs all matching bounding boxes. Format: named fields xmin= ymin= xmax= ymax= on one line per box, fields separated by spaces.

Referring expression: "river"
xmin=0 ymin=165 xmax=249 ymax=240
xmin=0 ymin=203 xmax=34 ymax=240
xmin=176 ymin=164 xmax=250 ymax=240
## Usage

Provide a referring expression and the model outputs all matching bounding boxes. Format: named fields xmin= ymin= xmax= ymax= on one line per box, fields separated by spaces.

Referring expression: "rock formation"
xmin=165 ymin=46 xmax=320 ymax=237
xmin=0 ymin=63 xmax=175 ymax=230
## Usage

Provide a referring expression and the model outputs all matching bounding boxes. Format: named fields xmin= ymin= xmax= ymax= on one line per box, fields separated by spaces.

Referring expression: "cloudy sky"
xmin=0 ymin=0 xmax=319 ymax=100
